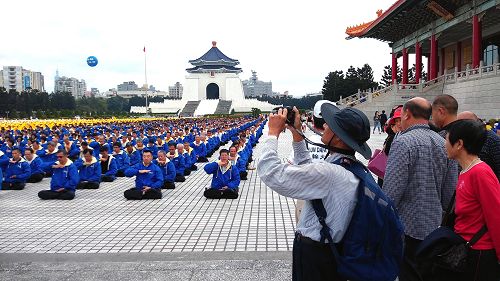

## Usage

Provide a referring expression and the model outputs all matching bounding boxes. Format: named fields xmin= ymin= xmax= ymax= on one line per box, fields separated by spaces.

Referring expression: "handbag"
xmin=367 ymin=149 xmax=387 ymax=179
xmin=416 ymin=190 xmax=488 ymax=274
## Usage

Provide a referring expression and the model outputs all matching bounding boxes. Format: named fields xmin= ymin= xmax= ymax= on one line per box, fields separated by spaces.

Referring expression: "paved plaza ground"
xmin=0 ymin=125 xmax=386 ymax=280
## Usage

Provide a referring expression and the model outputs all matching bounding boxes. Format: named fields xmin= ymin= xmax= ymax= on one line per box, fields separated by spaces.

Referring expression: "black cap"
xmin=321 ymin=103 xmax=372 ymax=160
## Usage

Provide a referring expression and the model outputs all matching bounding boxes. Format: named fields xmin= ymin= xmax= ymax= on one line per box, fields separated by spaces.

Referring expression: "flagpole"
xmin=144 ymin=45 xmax=148 ymax=115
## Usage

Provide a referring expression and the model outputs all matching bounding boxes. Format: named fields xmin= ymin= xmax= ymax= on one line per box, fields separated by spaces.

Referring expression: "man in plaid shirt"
xmin=383 ymin=97 xmax=458 ymax=281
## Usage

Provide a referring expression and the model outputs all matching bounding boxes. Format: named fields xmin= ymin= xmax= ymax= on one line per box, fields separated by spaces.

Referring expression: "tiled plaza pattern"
xmin=0 ymin=125 xmax=386 ymax=280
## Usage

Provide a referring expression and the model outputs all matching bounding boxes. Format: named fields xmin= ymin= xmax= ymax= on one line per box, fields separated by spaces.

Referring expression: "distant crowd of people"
xmin=0 ymin=116 xmax=266 ymax=201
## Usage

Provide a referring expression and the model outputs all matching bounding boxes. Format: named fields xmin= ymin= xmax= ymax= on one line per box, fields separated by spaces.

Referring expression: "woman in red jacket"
xmin=446 ymin=120 xmax=500 ymax=281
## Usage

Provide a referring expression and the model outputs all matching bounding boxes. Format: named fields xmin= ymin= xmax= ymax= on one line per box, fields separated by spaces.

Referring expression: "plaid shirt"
xmin=383 ymin=124 xmax=458 ymax=240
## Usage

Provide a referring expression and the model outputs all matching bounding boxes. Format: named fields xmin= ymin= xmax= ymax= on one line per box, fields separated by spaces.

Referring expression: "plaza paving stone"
xmin=0 ymin=124 xmax=387 ymax=280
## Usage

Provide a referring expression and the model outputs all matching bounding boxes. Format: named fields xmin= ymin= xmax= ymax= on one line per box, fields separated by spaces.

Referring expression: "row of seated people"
xmin=202 ymin=121 xmax=267 ymax=199
xmin=0 ymin=118 xmax=266 ymax=201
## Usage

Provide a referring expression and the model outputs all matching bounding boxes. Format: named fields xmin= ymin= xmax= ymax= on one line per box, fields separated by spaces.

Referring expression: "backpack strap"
xmin=311 ymin=198 xmax=341 ymax=260
xmin=310 ymin=157 xmax=361 ymax=260
xmin=467 ymin=225 xmax=488 ymax=246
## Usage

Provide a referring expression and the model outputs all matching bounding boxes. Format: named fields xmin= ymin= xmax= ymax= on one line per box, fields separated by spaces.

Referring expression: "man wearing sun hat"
xmin=257 ymin=103 xmax=372 ymax=280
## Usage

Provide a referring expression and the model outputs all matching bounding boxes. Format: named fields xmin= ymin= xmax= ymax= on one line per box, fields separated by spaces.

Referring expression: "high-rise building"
xmin=0 ymin=66 xmax=45 ymax=92
xmin=242 ymin=70 xmax=272 ymax=97
xmin=117 ymin=81 xmax=138 ymax=91
xmin=168 ymin=82 xmax=183 ymax=99
xmin=54 ymin=75 xmax=86 ymax=99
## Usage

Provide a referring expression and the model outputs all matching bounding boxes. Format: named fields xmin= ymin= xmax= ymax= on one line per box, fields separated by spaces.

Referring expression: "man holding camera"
xmin=257 ymin=105 xmax=372 ymax=281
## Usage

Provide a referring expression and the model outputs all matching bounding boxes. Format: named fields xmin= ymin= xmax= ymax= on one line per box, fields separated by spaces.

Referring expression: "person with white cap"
xmin=257 ymin=104 xmax=373 ymax=281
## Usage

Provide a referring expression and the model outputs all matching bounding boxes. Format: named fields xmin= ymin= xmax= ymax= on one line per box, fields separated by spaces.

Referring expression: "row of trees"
xmin=321 ymin=63 xmax=428 ymax=102
xmin=0 ymin=87 xmax=168 ymax=118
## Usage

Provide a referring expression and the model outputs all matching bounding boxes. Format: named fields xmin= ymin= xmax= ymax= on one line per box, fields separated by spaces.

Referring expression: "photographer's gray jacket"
xmin=257 ymin=136 xmax=359 ymax=242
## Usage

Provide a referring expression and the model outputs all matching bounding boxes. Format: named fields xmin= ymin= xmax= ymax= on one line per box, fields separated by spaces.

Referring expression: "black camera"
xmin=272 ymin=106 xmax=296 ymax=125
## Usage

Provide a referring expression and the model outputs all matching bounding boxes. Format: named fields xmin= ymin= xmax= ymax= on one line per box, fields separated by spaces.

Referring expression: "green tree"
xmin=321 ymin=71 xmax=345 ymax=102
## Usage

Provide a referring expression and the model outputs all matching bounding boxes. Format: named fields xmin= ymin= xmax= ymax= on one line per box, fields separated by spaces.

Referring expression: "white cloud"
xmin=0 ymin=0 xmax=397 ymax=96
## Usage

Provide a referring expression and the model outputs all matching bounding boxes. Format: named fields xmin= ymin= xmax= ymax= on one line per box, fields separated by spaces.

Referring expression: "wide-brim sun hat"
xmin=320 ymin=103 xmax=372 ymax=160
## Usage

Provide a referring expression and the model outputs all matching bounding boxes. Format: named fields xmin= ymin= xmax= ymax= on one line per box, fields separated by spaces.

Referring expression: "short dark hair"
xmin=404 ymin=100 xmax=432 ymax=120
xmin=313 ymin=117 xmax=326 ymax=130
xmin=56 ymin=149 xmax=67 ymax=156
xmin=113 ymin=142 xmax=121 ymax=148
xmin=432 ymin=94 xmax=458 ymax=115
xmin=11 ymin=148 xmax=21 ymax=154
xmin=82 ymin=148 xmax=93 ymax=155
xmin=447 ymin=120 xmax=486 ymax=155
xmin=219 ymin=149 xmax=229 ymax=155
xmin=142 ymin=150 xmax=153 ymax=156
xmin=99 ymin=146 xmax=108 ymax=152
xmin=25 ymin=148 xmax=34 ymax=154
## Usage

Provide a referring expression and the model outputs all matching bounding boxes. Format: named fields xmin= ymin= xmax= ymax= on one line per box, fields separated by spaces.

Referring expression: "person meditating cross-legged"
xmin=2 ymin=148 xmax=31 ymax=190
xmin=24 ymin=148 xmax=44 ymax=183
xmin=124 ymin=150 xmax=163 ymax=200
xmin=38 ymin=150 xmax=79 ymax=200
xmin=153 ymin=150 xmax=176 ymax=189
xmin=75 ymin=148 xmax=101 ymax=189
xmin=99 ymin=146 xmax=118 ymax=182
xmin=203 ymin=149 xmax=240 ymax=199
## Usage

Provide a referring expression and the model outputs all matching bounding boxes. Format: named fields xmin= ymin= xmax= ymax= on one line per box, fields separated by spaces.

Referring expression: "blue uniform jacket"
xmin=204 ymin=162 xmax=240 ymax=190
xmin=112 ymin=151 xmax=130 ymax=171
xmin=192 ymin=142 xmax=207 ymax=158
xmin=125 ymin=162 xmax=163 ymax=190
xmin=50 ymin=160 xmax=79 ymax=192
xmin=169 ymin=153 xmax=185 ymax=175
xmin=153 ymin=159 xmax=176 ymax=182
xmin=27 ymin=155 xmax=44 ymax=175
xmin=4 ymin=158 xmax=31 ymax=183
xmin=75 ymin=157 xmax=101 ymax=183
xmin=126 ymin=149 xmax=142 ymax=166
xmin=101 ymin=155 xmax=118 ymax=179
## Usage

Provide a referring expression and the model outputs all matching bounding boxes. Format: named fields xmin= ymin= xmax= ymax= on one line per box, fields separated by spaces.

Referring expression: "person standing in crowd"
xmin=75 ymin=148 xmax=101 ymax=189
xmin=257 ymin=105 xmax=372 ymax=281
xmin=203 ymin=149 xmax=240 ymax=199
xmin=432 ymin=94 xmax=459 ymax=137
xmin=445 ymin=120 xmax=500 ymax=281
xmin=457 ymin=111 xmax=500 ymax=182
xmin=38 ymin=150 xmax=79 ymax=200
xmin=124 ymin=150 xmax=163 ymax=200
xmin=154 ymin=150 xmax=176 ymax=189
xmin=2 ymin=148 xmax=31 ymax=190
xmin=383 ymin=97 xmax=457 ymax=281
xmin=380 ymin=110 xmax=388 ymax=132
xmin=24 ymin=148 xmax=44 ymax=183
xmin=373 ymin=111 xmax=382 ymax=134
xmin=377 ymin=106 xmax=402 ymax=187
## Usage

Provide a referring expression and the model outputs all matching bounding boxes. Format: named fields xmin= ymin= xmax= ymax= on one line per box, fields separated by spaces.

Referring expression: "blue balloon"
xmin=87 ymin=56 xmax=98 ymax=67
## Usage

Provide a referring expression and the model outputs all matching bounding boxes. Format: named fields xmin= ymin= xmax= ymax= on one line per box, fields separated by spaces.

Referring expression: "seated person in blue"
xmin=193 ymin=135 xmax=208 ymax=163
xmin=184 ymin=142 xmax=198 ymax=171
xmin=0 ymin=149 xmax=10 ymax=174
xmin=24 ymin=148 xmax=44 ymax=183
xmin=62 ymin=136 xmax=80 ymax=160
xmin=99 ymin=146 xmax=118 ymax=182
xmin=112 ymin=142 xmax=130 ymax=177
xmin=154 ymin=150 xmax=176 ymax=189
xmin=124 ymin=150 xmax=163 ymax=200
xmin=75 ymin=148 xmax=101 ymax=189
xmin=167 ymin=143 xmax=186 ymax=182
xmin=177 ymin=144 xmax=191 ymax=176
xmin=2 ymin=148 xmax=31 ymax=190
xmin=229 ymin=145 xmax=248 ymax=180
xmin=38 ymin=150 xmax=79 ymax=200
xmin=203 ymin=149 xmax=240 ymax=199
xmin=40 ymin=141 xmax=59 ymax=177
xmin=125 ymin=143 xmax=141 ymax=166
xmin=146 ymin=139 xmax=159 ymax=159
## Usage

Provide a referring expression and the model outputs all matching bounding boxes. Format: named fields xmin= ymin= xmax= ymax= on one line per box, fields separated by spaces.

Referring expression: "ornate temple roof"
xmin=187 ymin=41 xmax=241 ymax=72
xmin=345 ymin=0 xmax=471 ymax=42
xmin=185 ymin=65 xmax=242 ymax=73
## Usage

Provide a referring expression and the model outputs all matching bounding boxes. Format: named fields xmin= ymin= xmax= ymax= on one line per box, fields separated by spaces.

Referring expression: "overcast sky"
xmin=1 ymin=0 xmax=398 ymax=96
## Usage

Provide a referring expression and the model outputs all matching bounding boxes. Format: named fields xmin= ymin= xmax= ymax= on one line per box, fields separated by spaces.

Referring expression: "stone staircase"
xmin=179 ymin=101 xmax=200 ymax=117
xmin=214 ymin=100 xmax=232 ymax=114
